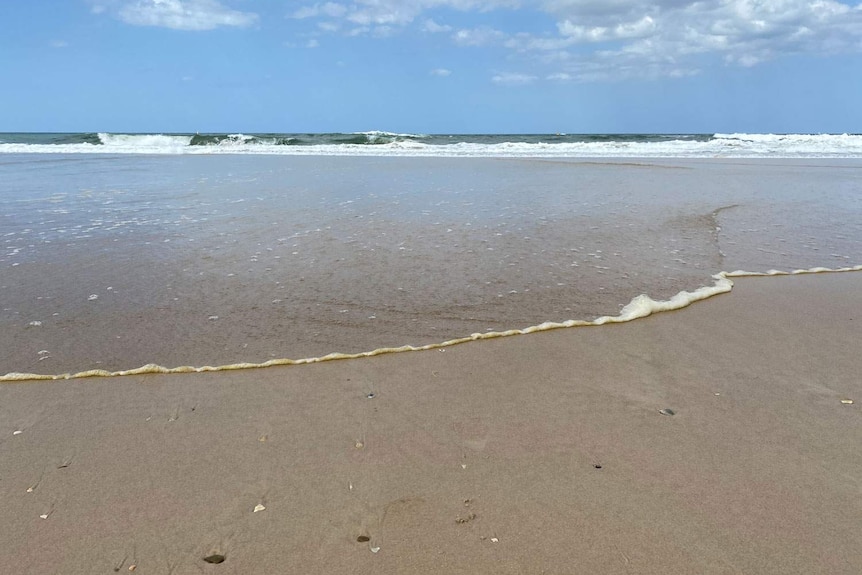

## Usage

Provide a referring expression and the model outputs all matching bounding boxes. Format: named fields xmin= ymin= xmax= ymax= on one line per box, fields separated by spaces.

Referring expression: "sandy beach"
xmin=1 ymin=270 xmax=860 ymax=574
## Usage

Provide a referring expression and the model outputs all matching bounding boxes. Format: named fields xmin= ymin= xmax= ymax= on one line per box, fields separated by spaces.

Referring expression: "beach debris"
xmin=840 ymin=399 xmax=854 ymax=405
xmin=112 ymin=555 xmax=127 ymax=572
xmin=355 ymin=441 xmax=364 ymax=449
xmin=461 ymin=464 xmax=467 ymax=469
xmin=593 ymin=464 xmax=603 ymax=469
xmin=659 ymin=408 xmax=675 ymax=416
xmin=456 ymin=513 xmax=477 ymax=524
xmin=356 ymin=535 xmax=371 ymax=543
xmin=490 ymin=537 xmax=499 ymax=543
xmin=366 ymin=392 xmax=376 ymax=399
xmin=128 ymin=566 xmax=136 ymax=572
xmin=28 ymin=320 xmax=42 ymax=327
xmin=88 ymin=294 xmax=98 ymax=301
xmin=370 ymin=547 xmax=380 ymax=554
xmin=208 ymin=315 xmax=219 ymax=321
xmin=258 ymin=434 xmax=268 ymax=442
xmin=13 ymin=430 xmax=22 ymax=436
xmin=203 ymin=554 xmax=226 ymax=564
xmin=253 ymin=504 xmax=266 ymax=513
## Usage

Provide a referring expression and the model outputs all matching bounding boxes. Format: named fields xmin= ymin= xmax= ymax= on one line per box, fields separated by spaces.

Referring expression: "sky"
xmin=1 ymin=0 xmax=861 ymax=134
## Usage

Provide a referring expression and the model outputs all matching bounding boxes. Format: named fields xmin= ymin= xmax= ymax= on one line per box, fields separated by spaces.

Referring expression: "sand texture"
xmin=1 ymin=271 xmax=860 ymax=574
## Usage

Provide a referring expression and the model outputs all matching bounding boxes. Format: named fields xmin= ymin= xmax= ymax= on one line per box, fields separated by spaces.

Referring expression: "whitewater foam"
xmin=2 ymin=266 xmax=859 ymax=382
xmin=1 ymin=132 xmax=861 ymax=157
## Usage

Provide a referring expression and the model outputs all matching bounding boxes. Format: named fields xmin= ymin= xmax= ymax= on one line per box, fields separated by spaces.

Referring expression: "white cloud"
xmin=290 ymin=0 xmax=520 ymax=30
xmin=492 ymin=72 xmax=537 ymax=84
xmin=557 ymin=15 xmax=656 ymax=42
xmin=106 ymin=0 xmax=258 ymax=31
xmin=453 ymin=26 xmax=506 ymax=46
xmin=423 ymin=18 xmax=452 ymax=33
xmin=430 ymin=67 xmax=453 ymax=76
xmin=287 ymin=0 xmax=862 ymax=81
xmin=50 ymin=40 xmax=70 ymax=48
xmin=292 ymin=3 xmax=348 ymax=19
xmin=525 ymin=0 xmax=862 ymax=80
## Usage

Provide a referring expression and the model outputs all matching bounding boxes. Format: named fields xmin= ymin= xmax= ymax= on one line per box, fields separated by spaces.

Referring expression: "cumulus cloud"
xmin=289 ymin=1 xmax=862 ymax=81
xmin=531 ymin=0 xmax=862 ymax=79
xmin=423 ymin=18 xmax=453 ymax=33
xmin=492 ymin=72 xmax=537 ymax=84
xmin=453 ymin=26 xmax=506 ymax=46
xmin=290 ymin=0 xmax=520 ymax=28
xmin=292 ymin=3 xmax=348 ymax=19
xmin=430 ymin=67 xmax=453 ymax=76
xmin=97 ymin=0 xmax=258 ymax=30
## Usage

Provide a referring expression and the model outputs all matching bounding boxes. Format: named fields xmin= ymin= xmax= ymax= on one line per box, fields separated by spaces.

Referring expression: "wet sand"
xmin=3 ymin=157 xmax=861 ymax=376
xmin=1 ymin=270 xmax=860 ymax=574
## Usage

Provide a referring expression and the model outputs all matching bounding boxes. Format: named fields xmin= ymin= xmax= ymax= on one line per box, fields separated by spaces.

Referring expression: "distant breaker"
xmin=1 ymin=132 xmax=861 ymax=158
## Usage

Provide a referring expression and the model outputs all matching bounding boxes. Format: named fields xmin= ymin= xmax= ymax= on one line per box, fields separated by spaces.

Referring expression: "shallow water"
xmin=1 ymin=155 xmax=860 ymax=375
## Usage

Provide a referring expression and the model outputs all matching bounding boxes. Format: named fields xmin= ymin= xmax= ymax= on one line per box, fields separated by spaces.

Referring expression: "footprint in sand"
xmin=348 ymin=496 xmax=425 ymax=551
xmin=452 ymin=417 xmax=489 ymax=453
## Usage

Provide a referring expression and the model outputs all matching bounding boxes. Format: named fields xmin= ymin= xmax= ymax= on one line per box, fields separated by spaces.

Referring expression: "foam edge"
xmin=3 ymin=265 xmax=860 ymax=383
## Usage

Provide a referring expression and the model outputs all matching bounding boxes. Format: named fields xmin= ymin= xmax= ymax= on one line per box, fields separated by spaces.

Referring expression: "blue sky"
xmin=2 ymin=0 xmax=861 ymax=133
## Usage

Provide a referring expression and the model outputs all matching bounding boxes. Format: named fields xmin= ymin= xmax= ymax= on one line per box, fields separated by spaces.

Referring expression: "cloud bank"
xmin=98 ymin=1 xmax=862 ymax=80
xmin=93 ymin=0 xmax=258 ymax=31
xmin=290 ymin=0 xmax=862 ymax=80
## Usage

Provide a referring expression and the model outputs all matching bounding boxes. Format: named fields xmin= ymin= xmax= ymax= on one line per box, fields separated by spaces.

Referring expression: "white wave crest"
xmin=98 ymin=133 xmax=192 ymax=150
xmin=2 ymin=133 xmax=862 ymax=157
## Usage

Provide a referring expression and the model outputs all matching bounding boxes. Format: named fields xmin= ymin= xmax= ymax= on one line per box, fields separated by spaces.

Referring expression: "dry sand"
xmin=1 ymin=271 xmax=860 ymax=574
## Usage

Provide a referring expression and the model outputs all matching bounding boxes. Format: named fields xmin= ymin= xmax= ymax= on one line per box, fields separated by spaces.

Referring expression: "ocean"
xmin=1 ymin=133 xmax=861 ymax=378
xmin=2 ymin=131 xmax=862 ymax=157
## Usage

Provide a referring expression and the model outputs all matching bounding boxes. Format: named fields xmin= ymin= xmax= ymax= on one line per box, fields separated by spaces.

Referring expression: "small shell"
xmin=659 ymin=408 xmax=675 ymax=416
xmin=370 ymin=547 xmax=380 ymax=553
xmin=253 ymin=504 xmax=266 ymax=513
xmin=840 ymin=399 xmax=854 ymax=405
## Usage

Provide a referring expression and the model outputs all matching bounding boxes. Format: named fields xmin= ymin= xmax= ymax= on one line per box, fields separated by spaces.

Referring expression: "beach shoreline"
xmin=3 ymin=156 xmax=861 ymax=377
xmin=2 ymin=270 xmax=860 ymax=574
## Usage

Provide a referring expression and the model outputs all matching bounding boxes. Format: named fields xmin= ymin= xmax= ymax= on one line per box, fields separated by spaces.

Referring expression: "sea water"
xmin=1 ymin=147 xmax=861 ymax=377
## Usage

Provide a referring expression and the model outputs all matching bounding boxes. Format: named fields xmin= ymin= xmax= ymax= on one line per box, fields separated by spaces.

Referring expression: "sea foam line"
xmin=2 ymin=265 xmax=860 ymax=382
